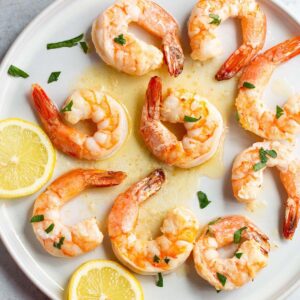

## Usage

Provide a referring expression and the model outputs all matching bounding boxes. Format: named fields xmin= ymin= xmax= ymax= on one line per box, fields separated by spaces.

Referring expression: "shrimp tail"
xmin=131 ymin=169 xmax=165 ymax=203
xmin=145 ymin=76 xmax=162 ymax=120
xmin=163 ymin=33 xmax=184 ymax=77
xmin=32 ymin=84 xmax=60 ymax=122
xmin=264 ymin=36 xmax=300 ymax=64
xmin=216 ymin=44 xmax=258 ymax=81
xmin=283 ymin=197 xmax=300 ymax=240
xmin=83 ymin=170 xmax=127 ymax=187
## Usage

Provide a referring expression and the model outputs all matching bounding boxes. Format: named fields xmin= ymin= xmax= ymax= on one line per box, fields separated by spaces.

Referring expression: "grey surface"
xmin=0 ymin=0 xmax=299 ymax=299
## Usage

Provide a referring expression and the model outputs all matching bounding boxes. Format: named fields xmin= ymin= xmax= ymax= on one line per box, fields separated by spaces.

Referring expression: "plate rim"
xmin=0 ymin=0 xmax=299 ymax=299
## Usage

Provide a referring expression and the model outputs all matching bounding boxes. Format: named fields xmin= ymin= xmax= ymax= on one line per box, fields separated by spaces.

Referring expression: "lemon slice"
xmin=68 ymin=260 xmax=144 ymax=300
xmin=0 ymin=118 xmax=56 ymax=198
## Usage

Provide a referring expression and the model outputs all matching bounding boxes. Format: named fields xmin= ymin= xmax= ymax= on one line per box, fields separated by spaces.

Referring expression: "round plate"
xmin=0 ymin=0 xmax=300 ymax=299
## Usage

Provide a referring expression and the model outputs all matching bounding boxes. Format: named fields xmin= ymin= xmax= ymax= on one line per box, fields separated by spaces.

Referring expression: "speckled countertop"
xmin=0 ymin=0 xmax=299 ymax=299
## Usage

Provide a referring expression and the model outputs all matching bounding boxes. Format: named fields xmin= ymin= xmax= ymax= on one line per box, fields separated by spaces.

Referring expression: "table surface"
xmin=0 ymin=0 xmax=300 ymax=299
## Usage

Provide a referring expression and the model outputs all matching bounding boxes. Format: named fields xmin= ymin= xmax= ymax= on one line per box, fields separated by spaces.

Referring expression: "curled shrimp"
xmin=92 ymin=0 xmax=184 ymax=77
xmin=32 ymin=85 xmax=129 ymax=160
xmin=140 ymin=76 xmax=223 ymax=168
xmin=108 ymin=169 xmax=199 ymax=274
xmin=31 ymin=169 xmax=126 ymax=257
xmin=188 ymin=0 xmax=266 ymax=80
xmin=236 ymin=37 xmax=300 ymax=140
xmin=232 ymin=141 xmax=300 ymax=239
xmin=193 ymin=215 xmax=270 ymax=290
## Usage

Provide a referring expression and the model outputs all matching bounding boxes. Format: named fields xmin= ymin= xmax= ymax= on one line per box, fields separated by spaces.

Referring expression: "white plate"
xmin=1 ymin=0 xmax=300 ymax=299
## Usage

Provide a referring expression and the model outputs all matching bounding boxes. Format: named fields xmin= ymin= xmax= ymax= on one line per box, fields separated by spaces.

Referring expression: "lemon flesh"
xmin=0 ymin=118 xmax=56 ymax=198
xmin=68 ymin=260 xmax=144 ymax=300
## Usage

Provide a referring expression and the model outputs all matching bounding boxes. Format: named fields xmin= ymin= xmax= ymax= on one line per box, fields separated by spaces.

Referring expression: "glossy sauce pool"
xmin=60 ymin=56 xmax=238 ymax=239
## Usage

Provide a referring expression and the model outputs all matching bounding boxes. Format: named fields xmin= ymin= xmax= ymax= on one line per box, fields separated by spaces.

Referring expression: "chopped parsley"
xmin=114 ymin=34 xmax=126 ymax=45
xmin=209 ymin=14 xmax=221 ymax=25
xmin=208 ymin=217 xmax=221 ymax=226
xmin=47 ymin=34 xmax=84 ymax=49
xmin=153 ymin=255 xmax=160 ymax=263
xmin=254 ymin=148 xmax=277 ymax=172
xmin=45 ymin=223 xmax=55 ymax=234
xmin=243 ymin=82 xmax=256 ymax=89
xmin=235 ymin=252 xmax=243 ymax=259
xmin=48 ymin=71 xmax=61 ymax=84
xmin=184 ymin=115 xmax=201 ymax=123
xmin=164 ymin=258 xmax=170 ymax=264
xmin=156 ymin=272 xmax=163 ymax=287
xmin=80 ymin=41 xmax=89 ymax=53
xmin=276 ymin=105 xmax=284 ymax=119
xmin=30 ymin=215 xmax=44 ymax=223
xmin=8 ymin=65 xmax=29 ymax=78
xmin=197 ymin=191 xmax=211 ymax=209
xmin=233 ymin=227 xmax=247 ymax=243
xmin=53 ymin=237 xmax=65 ymax=249
xmin=61 ymin=100 xmax=73 ymax=113
xmin=217 ymin=272 xmax=227 ymax=286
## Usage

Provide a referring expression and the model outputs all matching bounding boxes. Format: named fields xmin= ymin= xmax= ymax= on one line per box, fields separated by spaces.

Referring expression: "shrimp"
xmin=32 ymin=85 xmax=129 ymax=160
xmin=92 ymin=0 xmax=184 ymax=77
xmin=188 ymin=0 xmax=266 ymax=80
xmin=236 ymin=37 xmax=300 ymax=140
xmin=108 ymin=169 xmax=199 ymax=274
xmin=140 ymin=76 xmax=223 ymax=168
xmin=232 ymin=141 xmax=300 ymax=239
xmin=193 ymin=215 xmax=270 ymax=290
xmin=31 ymin=169 xmax=126 ymax=257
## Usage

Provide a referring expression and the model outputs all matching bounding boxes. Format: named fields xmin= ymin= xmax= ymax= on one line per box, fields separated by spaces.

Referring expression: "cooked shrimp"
xmin=31 ymin=169 xmax=126 ymax=257
xmin=236 ymin=37 xmax=300 ymax=140
xmin=232 ymin=141 xmax=300 ymax=239
xmin=188 ymin=0 xmax=266 ymax=80
xmin=140 ymin=76 xmax=223 ymax=168
xmin=92 ymin=0 xmax=184 ymax=77
xmin=32 ymin=85 xmax=129 ymax=160
xmin=108 ymin=169 xmax=199 ymax=274
xmin=193 ymin=215 xmax=270 ymax=290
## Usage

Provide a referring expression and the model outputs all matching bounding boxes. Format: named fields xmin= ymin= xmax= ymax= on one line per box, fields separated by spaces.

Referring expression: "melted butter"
xmin=59 ymin=56 xmax=237 ymax=239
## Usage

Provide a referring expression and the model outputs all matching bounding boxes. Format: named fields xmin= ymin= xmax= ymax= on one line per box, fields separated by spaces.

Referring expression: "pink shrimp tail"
xmin=216 ymin=44 xmax=259 ymax=81
xmin=83 ymin=169 xmax=127 ymax=187
xmin=145 ymin=76 xmax=162 ymax=120
xmin=264 ymin=36 xmax=300 ymax=64
xmin=163 ymin=33 xmax=184 ymax=77
xmin=283 ymin=197 xmax=300 ymax=240
xmin=32 ymin=84 xmax=60 ymax=122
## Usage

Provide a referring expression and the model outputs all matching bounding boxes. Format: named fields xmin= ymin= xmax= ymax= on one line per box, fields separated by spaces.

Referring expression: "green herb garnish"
xmin=253 ymin=162 xmax=266 ymax=172
xmin=208 ymin=217 xmax=221 ymax=226
xmin=53 ymin=237 xmax=65 ymax=249
xmin=235 ymin=252 xmax=243 ymax=259
xmin=184 ymin=115 xmax=201 ymax=123
xmin=156 ymin=273 xmax=163 ymax=287
xmin=153 ymin=255 xmax=160 ymax=263
xmin=45 ymin=223 xmax=55 ymax=234
xmin=164 ymin=258 xmax=170 ymax=264
xmin=233 ymin=227 xmax=247 ymax=243
xmin=80 ymin=41 xmax=89 ymax=54
xmin=209 ymin=14 xmax=221 ymax=25
xmin=276 ymin=105 xmax=284 ymax=119
xmin=47 ymin=34 xmax=84 ymax=49
xmin=197 ymin=191 xmax=211 ymax=209
xmin=217 ymin=273 xmax=227 ymax=286
xmin=48 ymin=71 xmax=61 ymax=84
xmin=114 ymin=34 xmax=126 ymax=45
xmin=61 ymin=100 xmax=73 ymax=113
xmin=8 ymin=65 xmax=29 ymax=78
xmin=254 ymin=148 xmax=277 ymax=172
xmin=30 ymin=215 xmax=44 ymax=223
xmin=243 ymin=82 xmax=255 ymax=89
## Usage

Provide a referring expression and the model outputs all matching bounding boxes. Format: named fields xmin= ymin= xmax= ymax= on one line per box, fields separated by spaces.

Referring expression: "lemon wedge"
xmin=67 ymin=260 xmax=144 ymax=300
xmin=0 ymin=118 xmax=56 ymax=198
